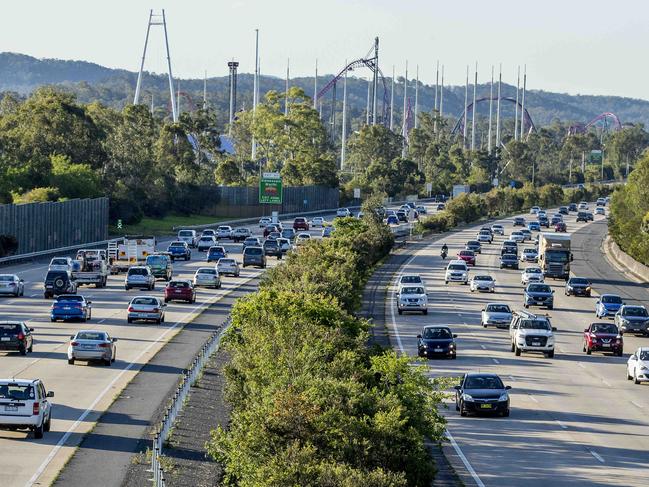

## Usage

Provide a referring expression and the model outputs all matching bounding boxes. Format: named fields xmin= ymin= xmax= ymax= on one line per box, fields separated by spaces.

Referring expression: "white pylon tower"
xmin=341 ymin=61 xmax=348 ymax=171
xmin=463 ymin=66 xmax=469 ymax=149
xmin=389 ymin=65 xmax=395 ymax=131
xmin=134 ymin=9 xmax=178 ymax=122
xmin=414 ymin=65 xmax=419 ymax=129
xmin=471 ymin=63 xmax=477 ymax=151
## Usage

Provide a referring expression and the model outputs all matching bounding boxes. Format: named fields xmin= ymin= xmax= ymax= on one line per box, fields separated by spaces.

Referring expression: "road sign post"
xmin=259 ymin=172 xmax=283 ymax=204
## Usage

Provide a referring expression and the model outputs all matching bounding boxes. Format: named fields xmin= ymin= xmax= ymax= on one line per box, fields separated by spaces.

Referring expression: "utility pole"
xmin=341 ymin=62 xmax=348 ymax=171
xmin=520 ymin=65 xmax=527 ymax=140
xmin=251 ymin=28 xmax=259 ymax=161
xmin=285 ymin=58 xmax=290 ymax=116
xmin=372 ymin=37 xmax=379 ymax=125
xmin=414 ymin=65 xmax=419 ymax=129
xmin=569 ymin=156 xmax=573 ymax=184
xmin=434 ymin=60 xmax=439 ymax=133
xmin=463 ymin=65 xmax=469 ymax=149
xmin=389 ymin=65 xmax=395 ymax=131
xmin=402 ymin=61 xmax=408 ymax=156
xmin=313 ymin=59 xmax=318 ymax=109
xmin=366 ymin=78 xmax=371 ymax=125
xmin=496 ymin=64 xmax=502 ymax=149
xmin=514 ymin=65 xmax=520 ymax=141
xmin=471 ymin=63 xmax=477 ymax=151
xmin=439 ymin=65 xmax=444 ymax=140
xmin=488 ymin=65 xmax=494 ymax=154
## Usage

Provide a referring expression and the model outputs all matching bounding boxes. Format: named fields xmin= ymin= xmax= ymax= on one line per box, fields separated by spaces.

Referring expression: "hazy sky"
xmin=2 ymin=0 xmax=648 ymax=99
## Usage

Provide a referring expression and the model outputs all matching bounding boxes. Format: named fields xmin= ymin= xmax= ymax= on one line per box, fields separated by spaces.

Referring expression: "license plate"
xmin=4 ymin=405 xmax=17 ymax=411
xmin=602 ymin=344 xmax=611 ymax=348
xmin=480 ymin=404 xmax=492 ymax=409
xmin=1 ymin=337 xmax=10 ymax=341
xmin=434 ymin=348 xmax=443 ymax=352
xmin=532 ymin=342 xmax=541 ymax=346
xmin=63 ymin=306 xmax=71 ymax=310
xmin=80 ymin=344 xmax=94 ymax=349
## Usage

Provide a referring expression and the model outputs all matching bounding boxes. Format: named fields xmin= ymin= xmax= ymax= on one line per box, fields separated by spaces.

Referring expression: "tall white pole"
xmin=251 ymin=28 xmax=259 ymax=160
xmin=520 ymin=65 xmax=527 ymax=140
xmin=414 ymin=65 xmax=419 ymax=129
xmin=341 ymin=62 xmax=348 ymax=170
xmin=161 ymin=10 xmax=177 ymax=123
xmin=389 ymin=65 xmax=395 ymax=131
xmin=372 ymin=37 xmax=379 ymax=125
xmin=313 ymin=59 xmax=318 ymax=109
xmin=440 ymin=65 xmax=444 ymax=120
xmin=366 ymin=78 xmax=371 ymax=125
xmin=471 ymin=63 xmax=477 ymax=151
xmin=284 ymin=58 xmax=290 ymax=116
xmin=176 ymin=79 xmax=180 ymax=117
xmin=514 ymin=65 xmax=520 ymax=141
xmin=434 ymin=60 xmax=439 ymax=133
xmin=463 ymin=65 xmax=469 ymax=149
xmin=488 ymin=65 xmax=493 ymax=153
xmin=496 ymin=64 xmax=502 ymax=148
xmin=203 ymin=70 xmax=207 ymax=110
xmin=402 ymin=61 xmax=408 ymax=157
xmin=134 ymin=10 xmax=153 ymax=105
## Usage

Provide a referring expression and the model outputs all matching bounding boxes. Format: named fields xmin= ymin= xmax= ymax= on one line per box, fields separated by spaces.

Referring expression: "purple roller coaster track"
xmin=451 ymin=96 xmax=536 ymax=138
xmin=567 ymin=112 xmax=622 ymax=135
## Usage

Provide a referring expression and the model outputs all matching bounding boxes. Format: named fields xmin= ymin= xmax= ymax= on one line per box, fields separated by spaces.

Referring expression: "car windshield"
xmin=467 ymin=241 xmax=479 ymax=246
xmin=601 ymin=295 xmax=622 ymax=304
xmin=146 ymin=256 xmax=167 ymax=265
xmin=401 ymin=287 xmax=424 ymax=295
xmin=459 ymin=251 xmax=474 ymax=256
xmin=76 ymin=332 xmax=106 ymax=341
xmin=132 ymin=297 xmax=158 ymax=305
xmin=169 ymin=242 xmax=185 ymax=247
xmin=526 ymin=268 xmax=542 ymax=274
xmin=570 ymin=278 xmax=589 ymax=285
xmin=486 ymin=305 xmax=510 ymax=313
xmin=546 ymin=250 xmax=569 ymax=263
xmin=464 ymin=376 xmax=504 ymax=390
xmin=502 ymin=254 xmax=517 ymax=259
xmin=474 ymin=276 xmax=492 ymax=281
xmin=128 ymin=268 xmax=148 ymax=276
xmin=197 ymin=269 xmax=216 ymax=275
xmin=448 ymin=264 xmax=466 ymax=270
xmin=400 ymin=276 xmax=422 ymax=284
xmin=0 ymin=275 xmax=14 ymax=281
xmin=639 ymin=351 xmax=649 ymax=360
xmin=624 ymin=307 xmax=648 ymax=317
xmin=178 ymin=231 xmax=193 ymax=237
xmin=524 ymin=249 xmax=536 ymax=254
xmin=169 ymin=281 xmax=189 ymax=288
xmin=246 ymin=248 xmax=262 ymax=255
xmin=528 ymin=284 xmax=551 ymax=293
xmin=423 ymin=328 xmax=452 ymax=339
xmin=520 ymin=319 xmax=551 ymax=330
xmin=591 ymin=324 xmax=618 ymax=334
xmin=0 ymin=384 xmax=34 ymax=400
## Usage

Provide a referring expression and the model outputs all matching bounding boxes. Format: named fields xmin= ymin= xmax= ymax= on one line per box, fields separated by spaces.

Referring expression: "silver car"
xmin=217 ymin=258 xmax=241 ymax=277
xmin=193 ymin=267 xmax=222 ymax=288
xmin=243 ymin=236 xmax=261 ymax=248
xmin=481 ymin=303 xmax=513 ymax=328
xmin=125 ymin=266 xmax=155 ymax=291
xmin=0 ymin=274 xmax=24 ymax=297
xmin=197 ymin=236 xmax=217 ymax=252
xmin=127 ymin=296 xmax=166 ymax=324
xmin=67 ymin=330 xmax=117 ymax=366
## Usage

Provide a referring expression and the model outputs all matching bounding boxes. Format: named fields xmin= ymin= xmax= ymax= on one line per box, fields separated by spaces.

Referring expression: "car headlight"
xmin=498 ymin=393 xmax=509 ymax=401
xmin=462 ymin=394 xmax=473 ymax=401
xmin=640 ymin=366 xmax=648 ymax=371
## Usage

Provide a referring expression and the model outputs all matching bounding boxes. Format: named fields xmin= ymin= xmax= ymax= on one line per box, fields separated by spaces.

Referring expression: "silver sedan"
xmin=127 ymin=296 xmax=166 ymax=324
xmin=217 ymin=258 xmax=241 ymax=277
xmin=0 ymin=274 xmax=24 ymax=297
xmin=193 ymin=267 xmax=222 ymax=288
xmin=68 ymin=330 xmax=117 ymax=366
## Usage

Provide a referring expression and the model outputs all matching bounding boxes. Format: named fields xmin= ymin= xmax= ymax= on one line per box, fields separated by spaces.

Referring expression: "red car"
xmin=457 ymin=250 xmax=476 ymax=266
xmin=263 ymin=224 xmax=282 ymax=238
xmin=583 ymin=322 xmax=623 ymax=356
xmin=554 ymin=221 xmax=567 ymax=232
xmin=164 ymin=280 xmax=197 ymax=304
xmin=293 ymin=217 xmax=310 ymax=231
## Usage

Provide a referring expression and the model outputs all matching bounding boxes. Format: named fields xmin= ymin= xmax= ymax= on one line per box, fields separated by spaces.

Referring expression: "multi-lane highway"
xmin=387 ymin=207 xmax=649 ymax=486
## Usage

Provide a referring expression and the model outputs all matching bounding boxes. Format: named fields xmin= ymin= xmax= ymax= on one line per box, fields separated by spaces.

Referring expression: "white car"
xmin=259 ymin=217 xmax=272 ymax=228
xmin=197 ymin=235 xmax=217 ymax=252
xmin=217 ymin=258 xmax=240 ymax=277
xmin=193 ymin=267 xmax=222 ymax=288
xmin=521 ymin=267 xmax=545 ymax=285
xmin=296 ymin=232 xmax=312 ymax=245
xmin=477 ymin=231 xmax=493 ymax=243
xmin=398 ymin=274 xmax=425 ymax=292
xmin=578 ymin=202 xmax=588 ymax=210
xmin=177 ymin=229 xmax=198 ymax=248
xmin=470 ymin=275 xmax=495 ymax=293
xmin=520 ymin=248 xmax=539 ymax=263
xmin=336 ymin=208 xmax=351 ymax=218
xmin=48 ymin=257 xmax=73 ymax=272
xmin=481 ymin=303 xmax=513 ymax=328
xmin=0 ymin=378 xmax=54 ymax=439
xmin=216 ymin=225 xmax=233 ymax=240
xmin=311 ymin=216 xmax=326 ymax=227
xmin=491 ymin=224 xmax=505 ymax=235
xmin=595 ymin=207 xmax=605 ymax=216
xmin=509 ymin=311 xmax=556 ymax=358
xmin=510 ymin=231 xmax=525 ymax=243
xmin=201 ymin=229 xmax=216 ymax=238
xmin=67 ymin=330 xmax=116 ymax=366
xmin=445 ymin=260 xmax=469 ymax=285
xmin=396 ymin=285 xmax=428 ymax=315
xmin=530 ymin=206 xmax=541 ymax=214
xmin=627 ymin=347 xmax=649 ymax=384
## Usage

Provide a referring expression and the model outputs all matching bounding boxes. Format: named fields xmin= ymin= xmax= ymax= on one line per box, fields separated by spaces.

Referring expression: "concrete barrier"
xmin=603 ymin=235 xmax=649 ymax=282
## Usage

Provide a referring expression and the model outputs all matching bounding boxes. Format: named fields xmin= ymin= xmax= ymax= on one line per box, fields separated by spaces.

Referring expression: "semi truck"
xmin=538 ymin=233 xmax=572 ymax=280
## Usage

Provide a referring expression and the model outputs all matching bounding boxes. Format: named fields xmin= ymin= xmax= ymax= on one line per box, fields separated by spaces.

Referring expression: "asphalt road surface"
xmin=386 ymin=207 xmax=649 ymax=487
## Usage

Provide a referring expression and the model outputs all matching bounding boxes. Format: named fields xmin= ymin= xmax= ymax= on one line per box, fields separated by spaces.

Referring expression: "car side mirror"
xmin=454 ymin=385 xmax=461 ymax=391
xmin=570 ymin=254 xmax=574 ymax=262
xmin=162 ymin=303 xmax=167 ymax=307
xmin=113 ymin=338 xmax=118 ymax=342
xmin=552 ymin=290 xmax=555 ymax=293
xmin=596 ymin=300 xmax=600 ymax=304
xmin=416 ymin=334 xmax=422 ymax=339
xmin=505 ymin=385 xmax=512 ymax=390
xmin=47 ymin=391 xmax=54 ymax=398
xmin=584 ymin=328 xmax=589 ymax=332
xmin=87 ymin=300 xmax=92 ymax=304
xmin=453 ymin=334 xmax=458 ymax=338
xmin=481 ymin=308 xmax=485 ymax=312
xmin=20 ymin=279 xmax=24 ymax=282
xmin=70 ymin=335 xmax=75 ymax=339
xmin=630 ymin=355 xmax=637 ymax=360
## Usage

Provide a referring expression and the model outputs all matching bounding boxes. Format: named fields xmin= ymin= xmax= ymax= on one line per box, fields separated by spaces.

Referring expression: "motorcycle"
xmin=441 ymin=248 xmax=448 ymax=260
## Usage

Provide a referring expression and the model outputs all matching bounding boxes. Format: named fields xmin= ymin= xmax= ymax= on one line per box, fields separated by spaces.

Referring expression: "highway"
xmin=387 ymin=208 xmax=649 ymax=486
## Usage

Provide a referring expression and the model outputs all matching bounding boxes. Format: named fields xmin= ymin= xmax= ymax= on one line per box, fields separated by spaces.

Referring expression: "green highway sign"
xmin=588 ymin=150 xmax=602 ymax=164
xmin=259 ymin=172 xmax=283 ymax=204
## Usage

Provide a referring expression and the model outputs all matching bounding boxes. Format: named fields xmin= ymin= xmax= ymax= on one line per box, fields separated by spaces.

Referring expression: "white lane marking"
xmin=578 ymin=363 xmax=586 ymax=369
xmin=445 ymin=428 xmax=486 ymax=487
xmin=26 ymin=270 xmax=262 ymax=487
xmin=589 ymin=450 xmax=605 ymax=463
xmin=480 ymin=345 xmax=486 ymax=350
xmin=631 ymin=401 xmax=643 ymax=409
xmin=508 ymin=375 xmax=516 ymax=382
xmin=492 ymin=358 xmax=500 ymax=364
xmin=556 ymin=420 xmax=568 ymax=430
xmin=601 ymin=379 xmax=612 ymax=387
xmin=97 ymin=318 xmax=106 ymax=324
xmin=30 ymin=293 xmax=39 ymax=298
xmin=528 ymin=394 xmax=538 ymax=403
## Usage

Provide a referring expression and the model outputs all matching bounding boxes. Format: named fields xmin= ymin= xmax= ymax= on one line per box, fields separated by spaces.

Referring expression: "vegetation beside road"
xmin=208 ymin=197 xmax=452 ymax=487
xmin=108 ymin=213 xmax=227 ymax=237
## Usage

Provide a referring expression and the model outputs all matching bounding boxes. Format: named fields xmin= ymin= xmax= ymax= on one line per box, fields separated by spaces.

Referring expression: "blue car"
xmin=524 ymin=283 xmax=554 ymax=310
xmin=50 ymin=295 xmax=92 ymax=322
xmin=528 ymin=221 xmax=541 ymax=232
xmin=207 ymin=246 xmax=227 ymax=263
xmin=595 ymin=294 xmax=624 ymax=318
xmin=386 ymin=215 xmax=399 ymax=225
xmin=167 ymin=241 xmax=191 ymax=261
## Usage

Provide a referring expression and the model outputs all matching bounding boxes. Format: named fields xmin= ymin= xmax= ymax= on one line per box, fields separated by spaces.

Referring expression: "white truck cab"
xmin=509 ymin=310 xmax=556 ymax=358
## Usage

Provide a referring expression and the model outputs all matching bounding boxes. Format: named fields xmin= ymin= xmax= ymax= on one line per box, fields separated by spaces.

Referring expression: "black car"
xmin=455 ymin=373 xmax=511 ymax=417
xmin=465 ymin=240 xmax=482 ymax=254
xmin=568 ymin=203 xmax=578 ymax=212
xmin=396 ymin=211 xmax=408 ymax=223
xmin=43 ymin=270 xmax=77 ymax=299
xmin=558 ymin=207 xmax=569 ymax=215
xmin=417 ymin=326 xmax=457 ymax=359
xmin=585 ymin=212 xmax=594 ymax=221
xmin=565 ymin=277 xmax=592 ymax=297
xmin=500 ymin=241 xmax=518 ymax=256
xmin=0 ymin=321 xmax=34 ymax=355
xmin=576 ymin=211 xmax=589 ymax=222
xmin=262 ymin=239 xmax=283 ymax=259
xmin=538 ymin=216 xmax=550 ymax=227
xmin=500 ymin=253 xmax=519 ymax=269
xmin=513 ymin=217 xmax=526 ymax=227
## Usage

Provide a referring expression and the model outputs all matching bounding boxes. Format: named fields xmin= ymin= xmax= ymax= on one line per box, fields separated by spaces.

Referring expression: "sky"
xmin=1 ymin=0 xmax=648 ymax=99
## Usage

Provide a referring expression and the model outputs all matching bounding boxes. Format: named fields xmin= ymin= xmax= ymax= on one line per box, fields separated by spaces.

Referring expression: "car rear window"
xmin=178 ymin=231 xmax=194 ymax=237
xmin=128 ymin=268 xmax=148 ymax=275
xmin=0 ymin=275 xmax=14 ymax=281
xmin=209 ymin=247 xmax=225 ymax=253
xmin=219 ymin=259 xmax=235 ymax=265
xmin=169 ymin=281 xmax=189 ymax=288
xmin=51 ymin=258 xmax=69 ymax=265
xmin=132 ymin=297 xmax=158 ymax=305
xmin=474 ymin=276 xmax=492 ymax=281
xmin=197 ymin=268 xmax=216 ymax=275
xmin=0 ymin=384 xmax=34 ymax=400
xmin=146 ymin=256 xmax=167 ymax=265
xmin=56 ymin=295 xmax=83 ymax=302
xmin=200 ymin=237 xmax=214 ymax=242
xmin=76 ymin=332 xmax=106 ymax=341
xmin=0 ymin=324 xmax=21 ymax=335
xmin=46 ymin=271 xmax=68 ymax=280
xmin=245 ymin=248 xmax=263 ymax=255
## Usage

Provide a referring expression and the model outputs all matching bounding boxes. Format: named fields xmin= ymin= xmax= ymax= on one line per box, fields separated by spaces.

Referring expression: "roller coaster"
xmin=451 ymin=96 xmax=536 ymax=139
xmin=567 ymin=112 xmax=623 ymax=136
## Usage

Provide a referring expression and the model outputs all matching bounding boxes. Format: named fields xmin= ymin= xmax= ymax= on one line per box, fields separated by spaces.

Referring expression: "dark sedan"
xmin=465 ymin=240 xmax=482 ymax=254
xmin=565 ymin=277 xmax=592 ymax=297
xmin=455 ymin=373 xmax=511 ymax=417
xmin=417 ymin=326 xmax=457 ymax=359
xmin=500 ymin=253 xmax=519 ymax=269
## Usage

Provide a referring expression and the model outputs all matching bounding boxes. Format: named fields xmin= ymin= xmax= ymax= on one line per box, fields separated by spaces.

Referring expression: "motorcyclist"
xmin=441 ymin=243 xmax=448 ymax=259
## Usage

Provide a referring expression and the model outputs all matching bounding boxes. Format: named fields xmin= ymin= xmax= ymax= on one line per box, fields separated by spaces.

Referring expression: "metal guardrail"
xmin=149 ymin=319 xmax=230 ymax=487
xmin=0 ymin=238 xmax=121 ymax=266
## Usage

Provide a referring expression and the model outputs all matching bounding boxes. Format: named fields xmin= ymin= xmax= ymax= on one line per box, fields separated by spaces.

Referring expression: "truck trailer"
xmin=538 ymin=233 xmax=572 ymax=280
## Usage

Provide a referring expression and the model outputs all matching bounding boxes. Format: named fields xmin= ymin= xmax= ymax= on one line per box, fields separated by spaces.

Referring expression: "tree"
xmin=49 ymin=154 xmax=101 ymax=199
xmin=215 ymin=159 xmax=242 ymax=185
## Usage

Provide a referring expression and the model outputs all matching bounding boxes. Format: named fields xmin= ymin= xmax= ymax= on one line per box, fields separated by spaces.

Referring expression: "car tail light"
xmin=98 ymin=343 xmax=110 ymax=348
xmin=152 ymin=308 xmax=159 ymax=313
xmin=128 ymin=306 xmax=134 ymax=312
xmin=71 ymin=341 xmax=79 ymax=346
xmin=17 ymin=333 xmax=24 ymax=340
xmin=9 ymin=282 xmax=15 ymax=287
xmin=33 ymin=402 xmax=40 ymax=415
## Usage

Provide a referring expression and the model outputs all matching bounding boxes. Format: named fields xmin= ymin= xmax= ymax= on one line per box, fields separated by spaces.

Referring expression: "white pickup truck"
xmin=72 ymin=249 xmax=110 ymax=288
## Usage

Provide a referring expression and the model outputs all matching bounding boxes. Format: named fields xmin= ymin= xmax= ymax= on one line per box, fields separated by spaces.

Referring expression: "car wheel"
xmin=397 ymin=309 xmax=402 ymax=315
xmin=511 ymin=342 xmax=515 ymax=352
xmin=68 ymin=358 xmax=74 ymax=365
xmin=423 ymin=309 xmax=428 ymax=315
xmin=127 ymin=318 xmax=133 ymax=324
xmin=19 ymin=346 xmax=26 ymax=356
xmin=586 ymin=348 xmax=592 ymax=355
xmin=582 ymin=343 xmax=586 ymax=352
xmin=634 ymin=372 xmax=641 ymax=385
xmin=44 ymin=415 xmax=51 ymax=432
xmin=627 ymin=368 xmax=633 ymax=380
xmin=483 ymin=323 xmax=487 ymax=328
xmin=502 ymin=409 xmax=510 ymax=417
xmin=50 ymin=318 xmax=56 ymax=322
xmin=617 ymin=349 xmax=623 ymax=357
xmin=470 ymin=289 xmax=474 ymax=293
xmin=104 ymin=358 xmax=111 ymax=366
xmin=515 ymin=345 xmax=521 ymax=356
xmin=444 ymin=281 xmax=448 ymax=284
xmin=547 ymin=350 xmax=555 ymax=358
xmin=547 ymin=305 xmax=553 ymax=310
xmin=455 ymin=401 xmax=460 ymax=411
xmin=28 ymin=342 xmax=33 ymax=353
xmin=460 ymin=405 xmax=468 ymax=417
xmin=524 ymin=304 xmax=529 ymax=309
xmin=34 ymin=422 xmax=44 ymax=439
xmin=125 ymin=286 xmax=130 ymax=291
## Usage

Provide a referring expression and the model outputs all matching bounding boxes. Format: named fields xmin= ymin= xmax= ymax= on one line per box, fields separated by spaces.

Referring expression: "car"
xmin=201 ymin=229 xmax=217 ymax=239
xmin=243 ymin=236 xmax=262 ymax=248
xmin=322 ymin=226 xmax=335 ymax=237
xmin=527 ymin=221 xmax=541 ymax=232
xmin=259 ymin=217 xmax=272 ymax=227
xmin=524 ymin=283 xmax=554 ymax=309
xmin=596 ymin=197 xmax=606 ymax=206
xmin=197 ymin=235 xmax=217 ymax=252
xmin=167 ymin=241 xmax=191 ymax=261
xmin=50 ymin=295 xmax=92 ymax=322
xmin=615 ymin=305 xmax=649 ymax=335
xmin=558 ymin=206 xmax=569 ymax=215
xmin=530 ymin=206 xmax=541 ymax=214
xmin=127 ymin=296 xmax=166 ymax=324
xmin=396 ymin=285 xmax=428 ymax=315
xmin=231 ymin=227 xmax=252 ymax=242
xmin=216 ymin=225 xmax=233 ymax=240
xmin=595 ymin=294 xmax=624 ymax=318
xmin=445 ymin=260 xmax=469 ymax=285
xmin=336 ymin=208 xmax=351 ymax=218
xmin=513 ymin=217 xmax=526 ymax=227
xmin=43 ymin=270 xmax=78 ymax=299
xmin=454 ymin=373 xmax=511 ymax=417
xmin=293 ymin=217 xmax=310 ymax=231
xmin=398 ymin=274 xmax=424 ymax=290
xmin=145 ymin=253 xmax=173 ymax=281
xmin=177 ymin=229 xmax=198 ymax=248
xmin=263 ymin=239 xmax=283 ymax=259
xmin=281 ymin=228 xmax=296 ymax=241
xmin=520 ymin=229 xmax=532 ymax=241
xmin=481 ymin=303 xmax=513 ymax=328
xmin=480 ymin=226 xmax=494 ymax=236
xmin=477 ymin=231 xmax=492 ymax=244
xmin=500 ymin=240 xmax=518 ymax=255
xmin=216 ymin=258 xmax=241 ymax=278
xmin=565 ymin=277 xmax=592 ymax=297
xmin=243 ymin=246 xmax=266 ymax=268
xmin=585 ymin=212 xmax=594 ymax=221
xmin=576 ymin=211 xmax=589 ymax=223
xmin=551 ymin=216 xmax=563 ymax=226
xmin=311 ymin=216 xmax=325 ymax=227
xmin=578 ymin=202 xmax=588 ymax=210
xmin=595 ymin=207 xmax=605 ymax=216
xmin=470 ymin=275 xmax=495 ymax=293
xmin=207 ymin=246 xmax=228 ymax=263
xmin=67 ymin=330 xmax=117 ymax=366
xmin=554 ymin=221 xmax=567 ymax=232
xmin=457 ymin=250 xmax=476 ymax=266
xmin=436 ymin=203 xmax=446 ymax=211
xmin=0 ymin=322 xmax=34 ymax=355
xmin=396 ymin=211 xmax=408 ymax=223
xmin=582 ymin=322 xmax=623 ymax=356
xmin=277 ymin=238 xmax=292 ymax=253
xmin=0 ymin=378 xmax=53 ymax=438
xmin=509 ymin=310 xmax=556 ymax=358
xmin=125 ymin=266 xmax=155 ymax=291
xmin=0 ymin=274 xmax=24 ymax=297
xmin=627 ymin=347 xmax=649 ymax=384
xmin=416 ymin=205 xmax=427 ymax=215
xmin=164 ymin=280 xmax=196 ymax=304
xmin=510 ymin=231 xmax=525 ymax=243
xmin=296 ymin=232 xmax=312 ymax=245
xmin=538 ymin=216 xmax=550 ymax=228
xmin=521 ymin=266 xmax=544 ymax=285
xmin=465 ymin=240 xmax=482 ymax=253
xmin=417 ymin=325 xmax=456 ymax=359
xmin=268 ymin=232 xmax=281 ymax=241
xmin=568 ymin=203 xmax=578 ymax=212
xmin=48 ymin=256 xmax=73 ymax=272
xmin=520 ymin=248 xmax=538 ymax=263
xmin=263 ymin=224 xmax=282 ymax=238
xmin=491 ymin=224 xmax=505 ymax=235
xmin=537 ymin=210 xmax=547 ymax=218
xmin=500 ymin=253 xmax=519 ymax=269
xmin=385 ymin=215 xmax=399 ymax=225
xmin=193 ymin=267 xmax=222 ymax=288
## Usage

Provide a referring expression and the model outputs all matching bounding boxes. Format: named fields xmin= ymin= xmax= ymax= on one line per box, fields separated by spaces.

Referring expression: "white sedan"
xmin=217 ymin=258 xmax=241 ymax=277
xmin=296 ymin=233 xmax=312 ymax=245
xmin=510 ymin=231 xmax=525 ymax=243
xmin=627 ymin=347 xmax=649 ymax=384
xmin=469 ymin=275 xmax=496 ymax=293
xmin=259 ymin=217 xmax=272 ymax=228
xmin=521 ymin=267 xmax=545 ymax=285
xmin=311 ymin=216 xmax=326 ymax=227
xmin=193 ymin=267 xmax=222 ymax=288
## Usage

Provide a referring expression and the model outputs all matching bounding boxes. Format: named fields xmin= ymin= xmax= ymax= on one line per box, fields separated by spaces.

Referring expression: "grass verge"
xmin=109 ymin=213 xmax=228 ymax=237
